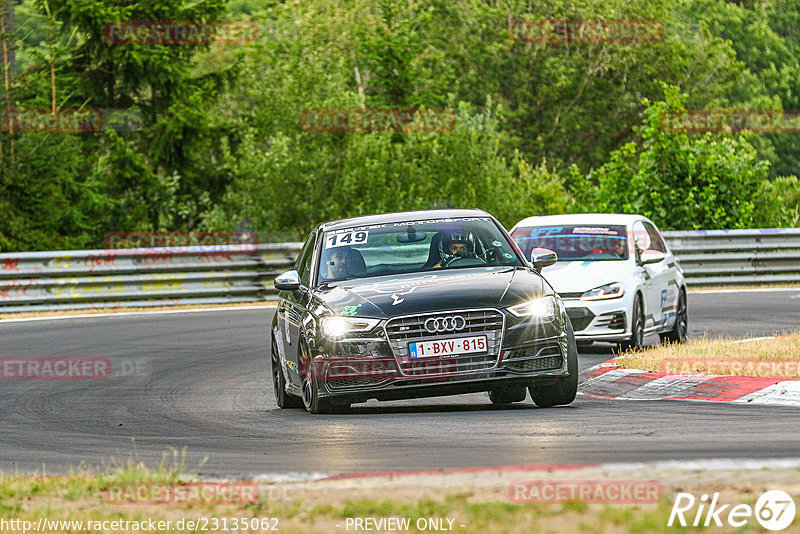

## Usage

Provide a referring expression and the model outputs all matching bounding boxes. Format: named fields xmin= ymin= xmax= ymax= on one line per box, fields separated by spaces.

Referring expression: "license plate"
xmin=408 ymin=335 xmax=487 ymax=359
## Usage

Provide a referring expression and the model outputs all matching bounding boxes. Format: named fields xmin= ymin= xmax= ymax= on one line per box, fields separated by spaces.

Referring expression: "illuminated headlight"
xmin=321 ymin=316 xmax=380 ymax=338
xmin=581 ymin=282 xmax=624 ymax=300
xmin=507 ymin=296 xmax=557 ymax=319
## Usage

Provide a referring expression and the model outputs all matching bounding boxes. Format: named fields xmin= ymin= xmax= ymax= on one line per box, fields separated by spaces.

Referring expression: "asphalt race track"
xmin=1 ymin=289 xmax=799 ymax=478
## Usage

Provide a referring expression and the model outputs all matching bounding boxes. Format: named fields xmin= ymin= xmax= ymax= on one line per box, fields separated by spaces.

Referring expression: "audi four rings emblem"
xmin=424 ymin=315 xmax=467 ymax=333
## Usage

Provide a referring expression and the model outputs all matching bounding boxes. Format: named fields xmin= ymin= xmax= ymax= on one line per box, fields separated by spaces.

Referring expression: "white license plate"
xmin=409 ymin=335 xmax=487 ymax=359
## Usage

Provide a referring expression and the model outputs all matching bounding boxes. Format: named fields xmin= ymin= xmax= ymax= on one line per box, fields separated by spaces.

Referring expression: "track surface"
xmin=1 ymin=290 xmax=799 ymax=477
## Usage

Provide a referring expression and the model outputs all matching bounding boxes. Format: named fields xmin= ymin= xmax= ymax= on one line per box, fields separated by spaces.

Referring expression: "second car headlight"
xmin=507 ymin=295 xmax=557 ymax=320
xmin=581 ymin=282 xmax=624 ymax=300
xmin=321 ymin=316 xmax=381 ymax=338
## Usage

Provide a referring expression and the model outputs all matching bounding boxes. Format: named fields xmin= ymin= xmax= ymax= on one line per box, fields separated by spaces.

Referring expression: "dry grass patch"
xmin=617 ymin=333 xmax=800 ymax=379
xmin=3 ymin=457 xmax=800 ymax=533
xmin=3 ymin=475 xmax=796 ymax=533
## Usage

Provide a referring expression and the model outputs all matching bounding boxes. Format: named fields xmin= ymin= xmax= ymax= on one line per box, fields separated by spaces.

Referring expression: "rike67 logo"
xmin=668 ymin=490 xmax=796 ymax=531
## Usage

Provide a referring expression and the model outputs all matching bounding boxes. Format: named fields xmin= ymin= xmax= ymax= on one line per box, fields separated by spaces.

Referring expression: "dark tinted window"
xmin=512 ymin=225 xmax=629 ymax=261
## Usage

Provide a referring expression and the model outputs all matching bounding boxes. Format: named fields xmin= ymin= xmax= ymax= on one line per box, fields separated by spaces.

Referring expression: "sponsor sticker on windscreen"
xmin=325 ymin=230 xmax=368 ymax=248
xmin=409 ymin=336 xmax=487 ymax=359
xmin=572 ymin=227 xmax=619 ymax=235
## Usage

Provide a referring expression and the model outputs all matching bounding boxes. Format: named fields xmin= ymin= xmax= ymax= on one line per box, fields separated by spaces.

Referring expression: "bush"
xmin=575 ymin=85 xmax=770 ymax=230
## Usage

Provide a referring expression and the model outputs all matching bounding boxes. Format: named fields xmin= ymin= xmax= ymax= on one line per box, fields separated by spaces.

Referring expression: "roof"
xmin=319 ymin=209 xmax=492 ymax=231
xmin=512 ymin=213 xmax=648 ymax=230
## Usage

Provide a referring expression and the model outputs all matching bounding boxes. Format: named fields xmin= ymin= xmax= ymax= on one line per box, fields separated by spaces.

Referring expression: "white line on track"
xmin=0 ymin=305 xmax=276 ymax=324
xmin=690 ymin=287 xmax=800 ymax=294
xmin=731 ymin=336 xmax=777 ymax=343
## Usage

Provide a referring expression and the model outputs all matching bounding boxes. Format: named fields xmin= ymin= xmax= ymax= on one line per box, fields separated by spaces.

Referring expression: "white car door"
xmin=644 ymin=221 xmax=680 ymax=329
xmin=632 ymin=220 xmax=672 ymax=330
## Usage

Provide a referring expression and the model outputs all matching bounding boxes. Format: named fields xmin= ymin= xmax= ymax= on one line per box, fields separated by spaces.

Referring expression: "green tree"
xmin=578 ymin=85 xmax=769 ymax=230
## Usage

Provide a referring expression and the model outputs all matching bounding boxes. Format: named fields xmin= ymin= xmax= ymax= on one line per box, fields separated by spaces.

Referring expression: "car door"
xmin=644 ymin=221 xmax=680 ymax=329
xmin=633 ymin=220 xmax=672 ymax=330
xmin=280 ymin=231 xmax=317 ymax=386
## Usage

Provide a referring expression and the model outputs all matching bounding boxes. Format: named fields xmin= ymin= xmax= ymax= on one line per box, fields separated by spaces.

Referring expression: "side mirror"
xmin=530 ymin=248 xmax=558 ymax=272
xmin=638 ymin=250 xmax=666 ymax=265
xmin=274 ymin=270 xmax=301 ymax=290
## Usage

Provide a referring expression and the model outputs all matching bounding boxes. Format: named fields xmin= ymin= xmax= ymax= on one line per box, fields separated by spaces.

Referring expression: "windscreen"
xmin=317 ymin=216 xmax=524 ymax=283
xmin=512 ymin=225 xmax=629 ymax=262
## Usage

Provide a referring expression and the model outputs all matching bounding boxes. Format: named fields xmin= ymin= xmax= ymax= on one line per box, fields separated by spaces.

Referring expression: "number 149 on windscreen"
xmin=326 ymin=231 xmax=369 ymax=249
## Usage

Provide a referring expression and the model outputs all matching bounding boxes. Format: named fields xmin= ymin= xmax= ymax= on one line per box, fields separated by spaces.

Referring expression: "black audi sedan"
xmin=271 ymin=209 xmax=578 ymax=413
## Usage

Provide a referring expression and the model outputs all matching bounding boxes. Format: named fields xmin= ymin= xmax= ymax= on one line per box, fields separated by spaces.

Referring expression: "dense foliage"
xmin=1 ymin=0 xmax=799 ymax=251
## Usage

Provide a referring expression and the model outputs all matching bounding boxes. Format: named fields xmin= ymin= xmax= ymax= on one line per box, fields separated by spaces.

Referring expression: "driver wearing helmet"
xmin=433 ymin=231 xmax=473 ymax=268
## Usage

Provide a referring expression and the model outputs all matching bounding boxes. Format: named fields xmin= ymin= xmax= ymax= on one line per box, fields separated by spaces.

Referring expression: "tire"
xmin=619 ymin=293 xmax=644 ymax=352
xmin=271 ymin=336 xmax=303 ymax=409
xmin=660 ymin=288 xmax=688 ymax=344
xmin=529 ymin=318 xmax=578 ymax=408
xmin=300 ymin=344 xmax=338 ymax=414
xmin=488 ymin=385 xmax=527 ymax=405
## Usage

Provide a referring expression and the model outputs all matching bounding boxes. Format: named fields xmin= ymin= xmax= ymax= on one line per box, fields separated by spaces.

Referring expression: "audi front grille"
xmin=384 ymin=309 xmax=504 ymax=376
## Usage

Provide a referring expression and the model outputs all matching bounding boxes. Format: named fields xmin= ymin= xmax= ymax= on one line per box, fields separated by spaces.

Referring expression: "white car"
xmin=510 ymin=214 xmax=687 ymax=350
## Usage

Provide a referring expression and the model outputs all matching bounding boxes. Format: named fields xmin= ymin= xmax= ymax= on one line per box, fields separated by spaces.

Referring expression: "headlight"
xmin=507 ymin=296 xmax=557 ymax=319
xmin=321 ymin=316 xmax=381 ymax=338
xmin=581 ymin=282 xmax=624 ymax=300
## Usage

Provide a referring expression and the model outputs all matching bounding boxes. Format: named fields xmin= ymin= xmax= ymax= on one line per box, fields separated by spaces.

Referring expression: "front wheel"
xmin=272 ymin=336 xmax=303 ymax=409
xmin=660 ymin=289 xmax=688 ymax=344
xmin=529 ymin=318 xmax=578 ymax=408
xmin=300 ymin=345 xmax=342 ymax=414
xmin=619 ymin=293 xmax=644 ymax=352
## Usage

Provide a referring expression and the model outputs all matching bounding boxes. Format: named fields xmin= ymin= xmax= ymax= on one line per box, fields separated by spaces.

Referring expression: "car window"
xmin=295 ymin=231 xmax=316 ymax=286
xmin=643 ymin=222 xmax=667 ymax=253
xmin=317 ymin=216 xmax=523 ymax=283
xmin=632 ymin=221 xmax=650 ymax=251
xmin=511 ymin=225 xmax=628 ymax=261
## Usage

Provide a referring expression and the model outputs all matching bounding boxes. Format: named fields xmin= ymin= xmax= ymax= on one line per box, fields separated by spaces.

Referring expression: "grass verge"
xmin=1 ymin=470 xmax=797 ymax=533
xmin=617 ymin=333 xmax=800 ymax=379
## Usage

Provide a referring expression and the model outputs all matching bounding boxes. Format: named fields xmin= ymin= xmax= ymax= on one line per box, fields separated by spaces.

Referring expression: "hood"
xmin=539 ymin=260 xmax=632 ymax=293
xmin=316 ymin=266 xmax=546 ymax=318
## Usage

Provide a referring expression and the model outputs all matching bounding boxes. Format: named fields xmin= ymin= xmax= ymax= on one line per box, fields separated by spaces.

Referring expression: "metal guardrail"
xmin=0 ymin=243 xmax=302 ymax=313
xmin=662 ymin=228 xmax=800 ymax=286
xmin=1 ymin=228 xmax=798 ymax=313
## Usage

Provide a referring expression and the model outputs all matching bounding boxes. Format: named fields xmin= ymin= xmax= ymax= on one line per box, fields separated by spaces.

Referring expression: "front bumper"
xmin=302 ymin=306 xmax=573 ymax=403
xmin=311 ymin=334 xmax=570 ymax=403
xmin=562 ymin=297 xmax=629 ymax=342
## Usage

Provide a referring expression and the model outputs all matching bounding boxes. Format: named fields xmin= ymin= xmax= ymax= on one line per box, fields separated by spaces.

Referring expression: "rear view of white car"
xmin=510 ymin=214 xmax=687 ymax=350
